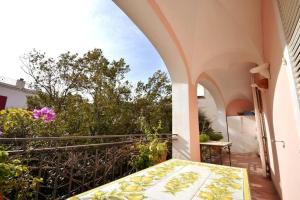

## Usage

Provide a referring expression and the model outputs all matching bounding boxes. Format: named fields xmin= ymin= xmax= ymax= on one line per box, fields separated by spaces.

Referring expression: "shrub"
xmin=199 ymin=134 xmax=210 ymax=142
xmin=130 ymin=139 xmax=167 ymax=171
xmin=0 ymin=147 xmax=42 ymax=199
xmin=207 ymin=132 xmax=223 ymax=141
xmin=129 ymin=118 xmax=167 ymax=171
xmin=0 ymin=108 xmax=66 ymax=138
xmin=198 ymin=111 xmax=213 ymax=133
xmin=0 ymin=109 xmax=34 ymax=137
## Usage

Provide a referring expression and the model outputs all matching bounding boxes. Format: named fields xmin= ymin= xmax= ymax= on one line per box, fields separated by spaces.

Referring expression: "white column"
xmin=172 ymin=82 xmax=200 ymax=161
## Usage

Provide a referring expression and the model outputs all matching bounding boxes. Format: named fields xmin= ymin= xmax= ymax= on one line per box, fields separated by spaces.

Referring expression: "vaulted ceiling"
xmin=114 ymin=0 xmax=263 ymax=108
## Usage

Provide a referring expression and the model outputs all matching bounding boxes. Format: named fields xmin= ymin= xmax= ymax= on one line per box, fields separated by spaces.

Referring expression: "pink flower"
xmin=33 ymin=107 xmax=56 ymax=122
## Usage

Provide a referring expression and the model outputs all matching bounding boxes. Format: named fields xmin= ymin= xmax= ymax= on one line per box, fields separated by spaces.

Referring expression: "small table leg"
xmin=209 ymin=146 xmax=212 ymax=163
xmin=228 ymin=146 xmax=232 ymax=166
xmin=200 ymin=146 xmax=203 ymax=161
xmin=220 ymin=147 xmax=223 ymax=165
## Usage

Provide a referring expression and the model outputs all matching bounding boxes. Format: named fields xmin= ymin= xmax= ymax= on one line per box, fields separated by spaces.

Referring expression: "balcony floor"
xmin=223 ymin=153 xmax=280 ymax=200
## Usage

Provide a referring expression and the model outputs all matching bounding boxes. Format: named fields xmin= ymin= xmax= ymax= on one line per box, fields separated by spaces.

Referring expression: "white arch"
xmin=114 ymin=0 xmax=189 ymax=84
xmin=114 ymin=0 xmax=200 ymax=161
xmin=198 ymin=75 xmax=228 ymax=140
xmin=114 ymin=0 xmax=263 ymax=161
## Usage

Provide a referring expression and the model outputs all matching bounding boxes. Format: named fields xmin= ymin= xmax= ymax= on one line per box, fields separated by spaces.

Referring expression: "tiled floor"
xmin=223 ymin=153 xmax=280 ymax=200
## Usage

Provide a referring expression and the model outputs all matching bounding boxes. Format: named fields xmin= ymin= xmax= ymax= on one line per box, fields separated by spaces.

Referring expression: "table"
xmin=200 ymin=141 xmax=232 ymax=166
xmin=69 ymin=159 xmax=250 ymax=200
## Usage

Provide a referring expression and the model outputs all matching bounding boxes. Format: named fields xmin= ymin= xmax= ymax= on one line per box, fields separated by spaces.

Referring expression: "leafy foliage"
xmin=199 ymin=134 xmax=210 ymax=142
xmin=0 ymin=108 xmax=66 ymax=137
xmin=1 ymin=49 xmax=172 ymax=199
xmin=198 ymin=111 xmax=214 ymax=133
xmin=22 ymin=49 xmax=172 ymax=136
xmin=130 ymin=118 xmax=168 ymax=171
xmin=134 ymin=70 xmax=172 ymax=133
xmin=0 ymin=147 xmax=42 ymax=199
xmin=0 ymin=109 xmax=33 ymax=138
xmin=198 ymin=111 xmax=223 ymax=141
xmin=206 ymin=132 xmax=223 ymax=141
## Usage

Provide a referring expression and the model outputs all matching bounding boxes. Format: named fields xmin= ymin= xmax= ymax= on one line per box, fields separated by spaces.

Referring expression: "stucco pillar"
xmin=172 ymin=82 xmax=200 ymax=161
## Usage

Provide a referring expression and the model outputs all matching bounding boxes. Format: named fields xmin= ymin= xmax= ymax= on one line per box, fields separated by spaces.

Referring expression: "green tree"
xmin=22 ymin=50 xmax=85 ymax=112
xmin=22 ymin=49 xmax=172 ymax=136
xmin=77 ymin=49 xmax=134 ymax=135
xmin=134 ymin=70 xmax=172 ymax=133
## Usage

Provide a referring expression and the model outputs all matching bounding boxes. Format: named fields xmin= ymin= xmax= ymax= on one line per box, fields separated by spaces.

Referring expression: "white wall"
xmin=197 ymin=88 xmax=227 ymax=140
xmin=0 ymin=86 xmax=31 ymax=108
xmin=198 ymin=87 xmax=258 ymax=153
xmin=227 ymin=116 xmax=258 ymax=153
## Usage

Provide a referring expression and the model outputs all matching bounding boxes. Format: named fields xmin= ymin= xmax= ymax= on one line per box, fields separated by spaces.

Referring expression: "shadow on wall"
xmin=259 ymin=0 xmax=287 ymax=196
xmin=172 ymin=134 xmax=192 ymax=160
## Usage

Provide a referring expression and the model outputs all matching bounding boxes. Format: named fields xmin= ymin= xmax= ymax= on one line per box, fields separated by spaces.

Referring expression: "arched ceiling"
xmin=203 ymin=63 xmax=256 ymax=107
xmin=114 ymin=0 xmax=264 ymax=105
xmin=113 ymin=0 xmax=190 ymax=83
xmin=198 ymin=64 xmax=254 ymax=111
xmin=198 ymin=73 xmax=225 ymax=111
xmin=156 ymin=0 xmax=263 ymax=82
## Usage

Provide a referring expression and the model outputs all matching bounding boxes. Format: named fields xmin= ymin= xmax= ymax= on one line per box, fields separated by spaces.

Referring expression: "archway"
xmin=197 ymin=72 xmax=261 ymax=154
xmin=197 ymin=74 xmax=228 ymax=141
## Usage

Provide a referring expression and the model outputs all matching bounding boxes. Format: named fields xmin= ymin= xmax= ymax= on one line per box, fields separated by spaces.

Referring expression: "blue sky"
xmin=0 ymin=0 xmax=167 ymax=84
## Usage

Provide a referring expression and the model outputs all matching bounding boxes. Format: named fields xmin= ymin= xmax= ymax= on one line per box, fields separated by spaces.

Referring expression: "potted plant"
xmin=130 ymin=118 xmax=168 ymax=171
xmin=199 ymin=134 xmax=210 ymax=142
xmin=198 ymin=111 xmax=224 ymax=142
xmin=148 ymin=138 xmax=167 ymax=164
xmin=206 ymin=132 xmax=223 ymax=141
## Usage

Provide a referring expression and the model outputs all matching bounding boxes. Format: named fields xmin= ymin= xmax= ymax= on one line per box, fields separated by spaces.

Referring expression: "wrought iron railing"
xmin=0 ymin=134 xmax=174 ymax=199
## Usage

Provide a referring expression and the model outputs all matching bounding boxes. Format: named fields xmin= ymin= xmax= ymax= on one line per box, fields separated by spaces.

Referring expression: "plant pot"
xmin=155 ymin=151 xmax=167 ymax=164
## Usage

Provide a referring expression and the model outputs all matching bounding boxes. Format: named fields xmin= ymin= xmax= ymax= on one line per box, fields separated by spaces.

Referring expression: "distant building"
xmin=0 ymin=77 xmax=36 ymax=109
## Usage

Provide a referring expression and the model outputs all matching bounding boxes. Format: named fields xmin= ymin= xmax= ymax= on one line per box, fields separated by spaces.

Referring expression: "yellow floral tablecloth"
xmin=69 ymin=159 xmax=250 ymax=200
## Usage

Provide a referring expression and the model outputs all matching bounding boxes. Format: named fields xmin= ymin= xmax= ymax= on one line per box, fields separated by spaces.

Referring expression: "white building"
xmin=0 ymin=78 xmax=35 ymax=109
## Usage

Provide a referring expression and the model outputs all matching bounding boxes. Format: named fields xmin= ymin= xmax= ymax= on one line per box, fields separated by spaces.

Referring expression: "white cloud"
xmin=0 ymin=0 xmax=167 ymax=84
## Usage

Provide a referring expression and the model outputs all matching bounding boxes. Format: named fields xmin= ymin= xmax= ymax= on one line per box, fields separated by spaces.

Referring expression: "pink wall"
xmin=262 ymin=0 xmax=300 ymax=199
xmin=226 ymin=99 xmax=254 ymax=116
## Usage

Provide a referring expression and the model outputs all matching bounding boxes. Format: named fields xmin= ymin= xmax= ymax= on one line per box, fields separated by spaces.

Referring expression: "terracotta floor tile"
xmin=222 ymin=153 xmax=280 ymax=200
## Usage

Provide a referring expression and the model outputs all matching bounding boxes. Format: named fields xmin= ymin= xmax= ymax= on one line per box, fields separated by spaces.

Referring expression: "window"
xmin=277 ymin=0 xmax=300 ymax=102
xmin=197 ymin=84 xmax=205 ymax=98
xmin=0 ymin=95 xmax=7 ymax=110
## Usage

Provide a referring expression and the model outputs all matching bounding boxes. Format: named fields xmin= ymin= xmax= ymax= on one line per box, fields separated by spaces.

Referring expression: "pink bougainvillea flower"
xmin=33 ymin=107 xmax=56 ymax=122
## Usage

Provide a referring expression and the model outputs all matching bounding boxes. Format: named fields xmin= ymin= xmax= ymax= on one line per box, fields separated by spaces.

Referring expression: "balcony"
xmin=1 ymin=134 xmax=173 ymax=199
xmin=1 ymin=0 xmax=300 ymax=199
xmin=1 ymin=134 xmax=281 ymax=199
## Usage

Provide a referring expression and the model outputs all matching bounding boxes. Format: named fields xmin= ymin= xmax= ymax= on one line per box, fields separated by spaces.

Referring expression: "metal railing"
xmin=0 ymin=134 xmax=174 ymax=199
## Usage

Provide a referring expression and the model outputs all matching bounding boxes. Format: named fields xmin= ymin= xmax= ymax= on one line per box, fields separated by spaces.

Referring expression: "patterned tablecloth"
xmin=69 ymin=159 xmax=250 ymax=200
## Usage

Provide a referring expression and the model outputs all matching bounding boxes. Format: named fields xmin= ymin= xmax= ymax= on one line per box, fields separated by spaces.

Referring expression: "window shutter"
xmin=0 ymin=95 xmax=7 ymax=110
xmin=277 ymin=0 xmax=300 ymax=101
